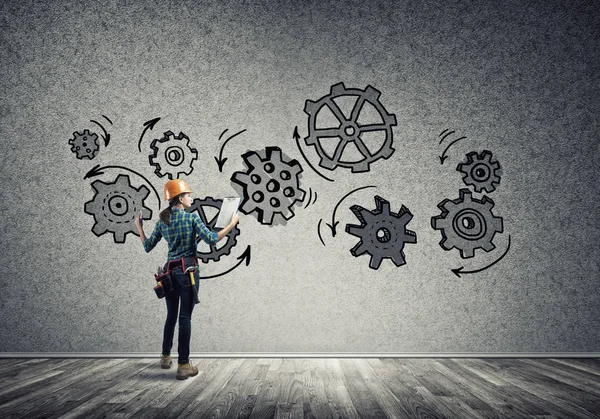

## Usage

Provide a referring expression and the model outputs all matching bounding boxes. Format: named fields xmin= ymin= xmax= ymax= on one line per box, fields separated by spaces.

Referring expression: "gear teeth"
xmin=350 ymin=241 xmax=369 ymax=257
xmin=350 ymin=205 xmax=366 ymax=224
xmin=390 ymin=253 xmax=407 ymax=267
xmin=244 ymin=152 xmax=263 ymax=169
xmin=304 ymin=99 xmax=319 ymax=115
xmin=482 ymin=241 xmax=496 ymax=252
xmin=330 ymin=82 xmax=347 ymax=96
xmin=363 ymin=85 xmax=381 ymax=101
xmin=351 ymin=160 xmax=370 ymax=173
xmin=369 ymin=254 xmax=384 ymax=270
xmin=346 ymin=224 xmax=364 ymax=237
xmin=304 ymin=134 xmax=318 ymax=146
xmin=381 ymin=146 xmax=395 ymax=159
xmin=374 ymin=196 xmax=389 ymax=214
xmin=319 ymin=156 xmax=337 ymax=170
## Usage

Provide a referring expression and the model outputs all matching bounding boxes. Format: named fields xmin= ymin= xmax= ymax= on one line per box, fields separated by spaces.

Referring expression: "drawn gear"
xmin=69 ymin=129 xmax=100 ymax=160
xmin=345 ymin=196 xmax=417 ymax=270
xmin=84 ymin=174 xmax=152 ymax=243
xmin=431 ymin=188 xmax=504 ymax=259
xmin=457 ymin=150 xmax=502 ymax=193
xmin=231 ymin=147 xmax=306 ymax=225
xmin=149 ymin=131 xmax=198 ymax=179
xmin=304 ymin=82 xmax=397 ymax=173
xmin=164 ymin=179 xmax=192 ymax=200
xmin=186 ymin=197 xmax=240 ymax=263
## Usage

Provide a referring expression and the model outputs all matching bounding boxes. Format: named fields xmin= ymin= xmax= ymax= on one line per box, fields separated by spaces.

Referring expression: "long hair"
xmin=159 ymin=195 xmax=183 ymax=226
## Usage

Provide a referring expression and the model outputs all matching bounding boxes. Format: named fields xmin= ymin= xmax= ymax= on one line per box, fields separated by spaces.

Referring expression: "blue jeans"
xmin=161 ymin=266 xmax=200 ymax=365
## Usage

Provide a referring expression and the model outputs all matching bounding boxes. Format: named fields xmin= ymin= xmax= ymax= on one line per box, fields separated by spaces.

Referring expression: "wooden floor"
xmin=0 ymin=358 xmax=599 ymax=419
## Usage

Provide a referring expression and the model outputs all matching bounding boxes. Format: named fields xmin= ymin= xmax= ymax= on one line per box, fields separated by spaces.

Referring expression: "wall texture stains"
xmin=0 ymin=0 xmax=598 ymax=353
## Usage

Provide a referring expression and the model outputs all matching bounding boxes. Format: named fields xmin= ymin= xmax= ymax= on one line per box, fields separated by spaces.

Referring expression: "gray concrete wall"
xmin=0 ymin=0 xmax=598 ymax=353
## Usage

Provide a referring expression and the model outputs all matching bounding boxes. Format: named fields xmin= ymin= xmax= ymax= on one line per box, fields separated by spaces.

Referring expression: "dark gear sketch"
xmin=345 ymin=195 xmax=417 ymax=270
xmin=186 ymin=197 xmax=241 ymax=263
xmin=231 ymin=146 xmax=306 ymax=225
xmin=304 ymin=82 xmax=397 ymax=173
xmin=84 ymin=174 xmax=153 ymax=243
xmin=431 ymin=188 xmax=504 ymax=258
xmin=69 ymin=129 xmax=100 ymax=160
xmin=149 ymin=131 xmax=198 ymax=179
xmin=457 ymin=150 xmax=502 ymax=193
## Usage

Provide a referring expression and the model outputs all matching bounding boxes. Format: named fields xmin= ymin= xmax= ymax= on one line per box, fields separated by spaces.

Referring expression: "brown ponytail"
xmin=159 ymin=196 xmax=182 ymax=226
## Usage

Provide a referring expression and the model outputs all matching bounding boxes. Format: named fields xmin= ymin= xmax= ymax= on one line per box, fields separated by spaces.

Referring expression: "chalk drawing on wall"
xmin=304 ymin=82 xmax=397 ymax=173
xmin=345 ymin=195 xmax=417 ymax=270
xmin=84 ymin=174 xmax=153 ymax=243
xmin=69 ymin=129 xmax=100 ymax=160
xmin=431 ymin=188 xmax=504 ymax=259
xmin=457 ymin=150 xmax=502 ymax=193
xmin=214 ymin=128 xmax=247 ymax=173
xmin=231 ymin=146 xmax=306 ymax=226
xmin=186 ymin=197 xmax=241 ymax=263
xmin=149 ymin=131 xmax=198 ymax=179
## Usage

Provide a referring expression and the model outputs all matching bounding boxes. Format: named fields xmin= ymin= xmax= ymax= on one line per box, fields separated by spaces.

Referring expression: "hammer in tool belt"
xmin=185 ymin=266 xmax=200 ymax=305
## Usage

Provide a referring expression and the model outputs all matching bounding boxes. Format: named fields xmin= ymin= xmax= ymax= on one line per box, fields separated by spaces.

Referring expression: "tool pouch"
xmin=154 ymin=271 xmax=174 ymax=298
xmin=154 ymin=282 xmax=166 ymax=299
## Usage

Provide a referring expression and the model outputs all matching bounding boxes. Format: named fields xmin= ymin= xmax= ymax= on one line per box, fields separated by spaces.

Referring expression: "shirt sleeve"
xmin=143 ymin=222 xmax=163 ymax=253
xmin=193 ymin=214 xmax=219 ymax=245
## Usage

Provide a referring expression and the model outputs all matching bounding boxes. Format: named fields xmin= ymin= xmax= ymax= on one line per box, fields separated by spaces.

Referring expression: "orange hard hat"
xmin=164 ymin=179 xmax=192 ymax=200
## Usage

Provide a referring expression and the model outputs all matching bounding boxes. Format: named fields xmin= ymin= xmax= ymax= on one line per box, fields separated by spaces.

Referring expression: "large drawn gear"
xmin=231 ymin=147 xmax=306 ymax=225
xmin=186 ymin=197 xmax=240 ymax=263
xmin=457 ymin=150 xmax=502 ymax=193
xmin=431 ymin=188 xmax=504 ymax=259
xmin=304 ymin=82 xmax=397 ymax=173
xmin=69 ymin=129 xmax=100 ymax=160
xmin=149 ymin=131 xmax=198 ymax=179
xmin=345 ymin=196 xmax=417 ymax=270
xmin=84 ymin=174 xmax=152 ymax=243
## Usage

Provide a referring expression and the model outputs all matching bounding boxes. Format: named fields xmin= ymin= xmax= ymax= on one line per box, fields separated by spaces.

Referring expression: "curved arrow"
xmin=90 ymin=119 xmax=110 ymax=147
xmin=294 ymin=126 xmax=334 ymax=182
xmin=199 ymin=245 xmax=251 ymax=279
xmin=214 ymin=129 xmax=246 ymax=172
xmin=137 ymin=117 xmax=161 ymax=152
xmin=326 ymin=185 xmax=376 ymax=237
xmin=438 ymin=129 xmax=455 ymax=145
xmin=439 ymin=136 xmax=466 ymax=164
xmin=84 ymin=164 xmax=161 ymax=209
xmin=317 ymin=219 xmax=326 ymax=246
xmin=452 ymin=235 xmax=511 ymax=278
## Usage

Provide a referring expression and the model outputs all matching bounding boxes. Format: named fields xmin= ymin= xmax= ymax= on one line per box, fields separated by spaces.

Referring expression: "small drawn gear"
xmin=457 ymin=150 xmax=502 ymax=193
xmin=84 ymin=174 xmax=152 ymax=243
xmin=345 ymin=196 xmax=417 ymax=270
xmin=431 ymin=188 xmax=504 ymax=259
xmin=186 ymin=197 xmax=240 ymax=263
xmin=304 ymin=82 xmax=397 ymax=173
xmin=231 ymin=147 xmax=306 ymax=225
xmin=69 ymin=129 xmax=100 ymax=160
xmin=149 ymin=131 xmax=198 ymax=179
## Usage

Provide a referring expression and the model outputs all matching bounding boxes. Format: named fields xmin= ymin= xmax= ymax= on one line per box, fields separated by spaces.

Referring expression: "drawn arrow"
xmin=90 ymin=120 xmax=110 ymax=147
xmin=452 ymin=235 xmax=511 ymax=278
xmin=214 ymin=128 xmax=246 ymax=172
xmin=317 ymin=219 xmax=326 ymax=246
xmin=137 ymin=117 xmax=161 ymax=152
xmin=84 ymin=164 xmax=161 ymax=209
xmin=326 ymin=185 xmax=376 ymax=237
xmin=439 ymin=135 xmax=466 ymax=164
xmin=199 ymin=245 xmax=251 ymax=279
xmin=294 ymin=126 xmax=334 ymax=182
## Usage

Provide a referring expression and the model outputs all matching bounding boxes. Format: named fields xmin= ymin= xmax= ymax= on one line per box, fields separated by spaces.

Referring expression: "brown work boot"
xmin=176 ymin=360 xmax=199 ymax=380
xmin=160 ymin=355 xmax=172 ymax=369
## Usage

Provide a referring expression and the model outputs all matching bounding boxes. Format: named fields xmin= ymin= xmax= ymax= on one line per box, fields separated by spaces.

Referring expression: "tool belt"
xmin=153 ymin=255 xmax=198 ymax=299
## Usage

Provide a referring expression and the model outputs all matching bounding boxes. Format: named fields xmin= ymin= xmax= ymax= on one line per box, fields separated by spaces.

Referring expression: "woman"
xmin=134 ymin=179 xmax=240 ymax=380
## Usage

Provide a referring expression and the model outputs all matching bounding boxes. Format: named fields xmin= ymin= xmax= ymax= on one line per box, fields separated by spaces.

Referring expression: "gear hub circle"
xmin=304 ymin=82 xmax=397 ymax=173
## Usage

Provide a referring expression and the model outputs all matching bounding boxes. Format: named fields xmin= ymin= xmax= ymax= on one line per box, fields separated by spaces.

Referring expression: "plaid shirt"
xmin=143 ymin=208 xmax=218 ymax=260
